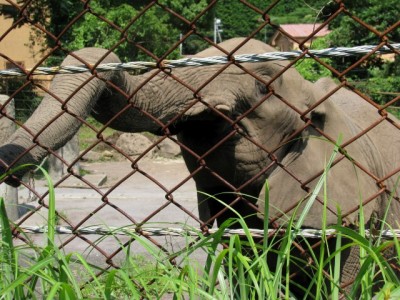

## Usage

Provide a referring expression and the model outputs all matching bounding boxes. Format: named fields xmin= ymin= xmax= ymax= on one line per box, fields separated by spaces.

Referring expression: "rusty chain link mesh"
xmin=0 ymin=0 xmax=399 ymax=294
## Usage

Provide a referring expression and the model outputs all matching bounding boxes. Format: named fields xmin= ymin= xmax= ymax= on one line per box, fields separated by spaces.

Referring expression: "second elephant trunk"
xmin=0 ymin=48 xmax=164 ymax=185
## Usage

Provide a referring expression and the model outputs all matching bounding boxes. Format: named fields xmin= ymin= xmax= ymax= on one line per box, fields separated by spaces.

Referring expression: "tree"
xmin=321 ymin=0 xmax=399 ymax=74
xmin=323 ymin=0 xmax=399 ymax=47
xmin=321 ymin=0 xmax=399 ymax=107
xmin=69 ymin=0 xmax=215 ymax=60
xmin=18 ymin=0 xmax=212 ymax=62
xmin=213 ymin=0 xmax=267 ymax=42
xmin=68 ymin=2 xmax=180 ymax=62
xmin=213 ymin=0 xmax=331 ymax=42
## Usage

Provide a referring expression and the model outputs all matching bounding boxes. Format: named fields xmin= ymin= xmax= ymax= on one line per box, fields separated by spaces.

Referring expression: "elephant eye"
xmin=255 ymin=80 xmax=268 ymax=95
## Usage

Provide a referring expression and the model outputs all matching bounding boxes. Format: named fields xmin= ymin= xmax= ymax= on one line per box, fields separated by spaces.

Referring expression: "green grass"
xmin=79 ymin=117 xmax=116 ymax=150
xmin=1 ymin=155 xmax=400 ymax=298
xmin=387 ymin=107 xmax=400 ymax=120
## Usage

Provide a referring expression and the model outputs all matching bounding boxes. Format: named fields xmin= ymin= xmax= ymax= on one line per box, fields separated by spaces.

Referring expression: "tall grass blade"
xmin=260 ymin=180 xmax=270 ymax=300
xmin=376 ymin=177 xmax=400 ymax=247
xmin=46 ymin=282 xmax=62 ymax=300
xmin=331 ymin=207 xmax=342 ymax=300
xmin=330 ymin=225 xmax=400 ymax=298
xmin=209 ymin=248 xmax=228 ymax=295
xmin=0 ymin=197 xmax=20 ymax=299
xmin=272 ymin=136 xmax=342 ymax=298
xmin=0 ymin=255 xmax=55 ymax=295
xmin=116 ymin=269 xmax=141 ymax=297
xmin=59 ymin=282 xmax=78 ymax=300
xmin=356 ymin=165 xmax=370 ymax=298
xmin=104 ymin=269 xmax=118 ymax=300
xmin=315 ymin=155 xmax=330 ymax=300
xmin=0 ymin=198 xmax=15 ymax=278
xmin=262 ymin=180 xmax=270 ymax=253
xmin=56 ymin=253 xmax=89 ymax=299
xmin=294 ymin=136 xmax=342 ymax=230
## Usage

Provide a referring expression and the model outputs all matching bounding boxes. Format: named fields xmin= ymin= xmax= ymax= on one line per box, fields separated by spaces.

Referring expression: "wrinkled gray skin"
xmin=0 ymin=38 xmax=399 ymax=294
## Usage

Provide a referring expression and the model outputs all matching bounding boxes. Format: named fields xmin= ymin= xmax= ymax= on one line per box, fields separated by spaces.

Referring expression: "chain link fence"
xmin=0 ymin=0 xmax=399 ymax=295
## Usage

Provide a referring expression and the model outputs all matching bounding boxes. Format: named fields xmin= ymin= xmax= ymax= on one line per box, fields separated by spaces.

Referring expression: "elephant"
xmin=0 ymin=38 xmax=399 ymax=295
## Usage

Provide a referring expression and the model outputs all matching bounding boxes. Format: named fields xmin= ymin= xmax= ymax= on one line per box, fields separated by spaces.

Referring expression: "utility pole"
xmin=214 ymin=18 xmax=223 ymax=43
xmin=179 ymin=33 xmax=183 ymax=56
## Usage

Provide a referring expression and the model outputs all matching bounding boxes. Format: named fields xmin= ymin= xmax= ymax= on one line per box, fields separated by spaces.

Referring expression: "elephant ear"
xmin=258 ymin=81 xmax=381 ymax=229
xmin=257 ymin=83 xmax=335 ymax=228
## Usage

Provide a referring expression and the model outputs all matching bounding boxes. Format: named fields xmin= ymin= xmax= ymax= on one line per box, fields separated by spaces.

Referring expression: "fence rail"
xmin=4 ymin=225 xmax=400 ymax=239
xmin=1 ymin=44 xmax=399 ymax=76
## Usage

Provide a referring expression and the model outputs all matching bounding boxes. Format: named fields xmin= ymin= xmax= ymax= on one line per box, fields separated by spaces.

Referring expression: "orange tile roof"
xmin=280 ymin=24 xmax=331 ymax=38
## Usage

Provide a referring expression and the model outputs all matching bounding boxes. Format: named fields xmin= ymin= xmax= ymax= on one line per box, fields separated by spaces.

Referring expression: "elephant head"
xmin=0 ymin=38 xmax=399 ymax=231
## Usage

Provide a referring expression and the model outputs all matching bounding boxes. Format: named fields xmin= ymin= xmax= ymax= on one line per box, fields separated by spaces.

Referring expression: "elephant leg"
xmin=263 ymin=237 xmax=358 ymax=298
xmin=265 ymin=238 xmax=327 ymax=297
xmin=197 ymin=185 xmax=264 ymax=229
xmin=339 ymin=240 xmax=397 ymax=296
xmin=197 ymin=191 xmax=212 ymax=226
xmin=340 ymin=242 xmax=400 ymax=297
xmin=339 ymin=242 xmax=360 ymax=296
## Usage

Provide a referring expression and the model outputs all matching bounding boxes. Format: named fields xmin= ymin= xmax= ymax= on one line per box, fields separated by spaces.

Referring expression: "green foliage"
xmin=214 ymin=0 xmax=330 ymax=42
xmin=317 ymin=0 xmax=400 ymax=106
xmin=214 ymin=0 xmax=267 ymax=41
xmin=323 ymin=0 xmax=400 ymax=47
xmin=0 ymin=164 xmax=62 ymax=299
xmin=355 ymin=58 xmax=400 ymax=107
xmin=0 ymin=79 xmax=41 ymax=122
xmin=18 ymin=0 xmax=337 ymax=59
xmin=158 ymin=0 xmax=210 ymax=24
xmin=65 ymin=2 xmax=180 ymax=62
xmin=19 ymin=0 xmax=212 ymax=62
xmin=78 ymin=117 xmax=116 ymax=150
xmin=351 ymin=69 xmax=400 ymax=106
xmin=268 ymin=0 xmax=332 ymax=24
xmin=151 ymin=0 xmax=214 ymax=55
xmin=295 ymin=36 xmax=333 ymax=82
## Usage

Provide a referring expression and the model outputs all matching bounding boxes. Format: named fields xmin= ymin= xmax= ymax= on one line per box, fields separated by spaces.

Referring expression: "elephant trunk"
xmin=0 ymin=48 xmax=163 ymax=186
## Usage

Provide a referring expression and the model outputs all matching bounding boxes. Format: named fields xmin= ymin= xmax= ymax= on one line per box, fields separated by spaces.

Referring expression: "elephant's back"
xmin=195 ymin=38 xmax=276 ymax=57
xmin=316 ymin=77 xmax=387 ymax=123
xmin=317 ymin=77 xmax=400 ymax=182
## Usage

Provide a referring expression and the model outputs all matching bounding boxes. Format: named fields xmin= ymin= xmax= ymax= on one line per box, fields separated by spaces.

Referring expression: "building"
xmin=270 ymin=23 xmax=331 ymax=51
xmin=0 ymin=0 xmax=46 ymax=70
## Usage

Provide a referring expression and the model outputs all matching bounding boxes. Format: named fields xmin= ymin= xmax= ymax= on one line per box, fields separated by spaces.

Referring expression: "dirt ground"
xmin=15 ymin=156 xmax=211 ymax=268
